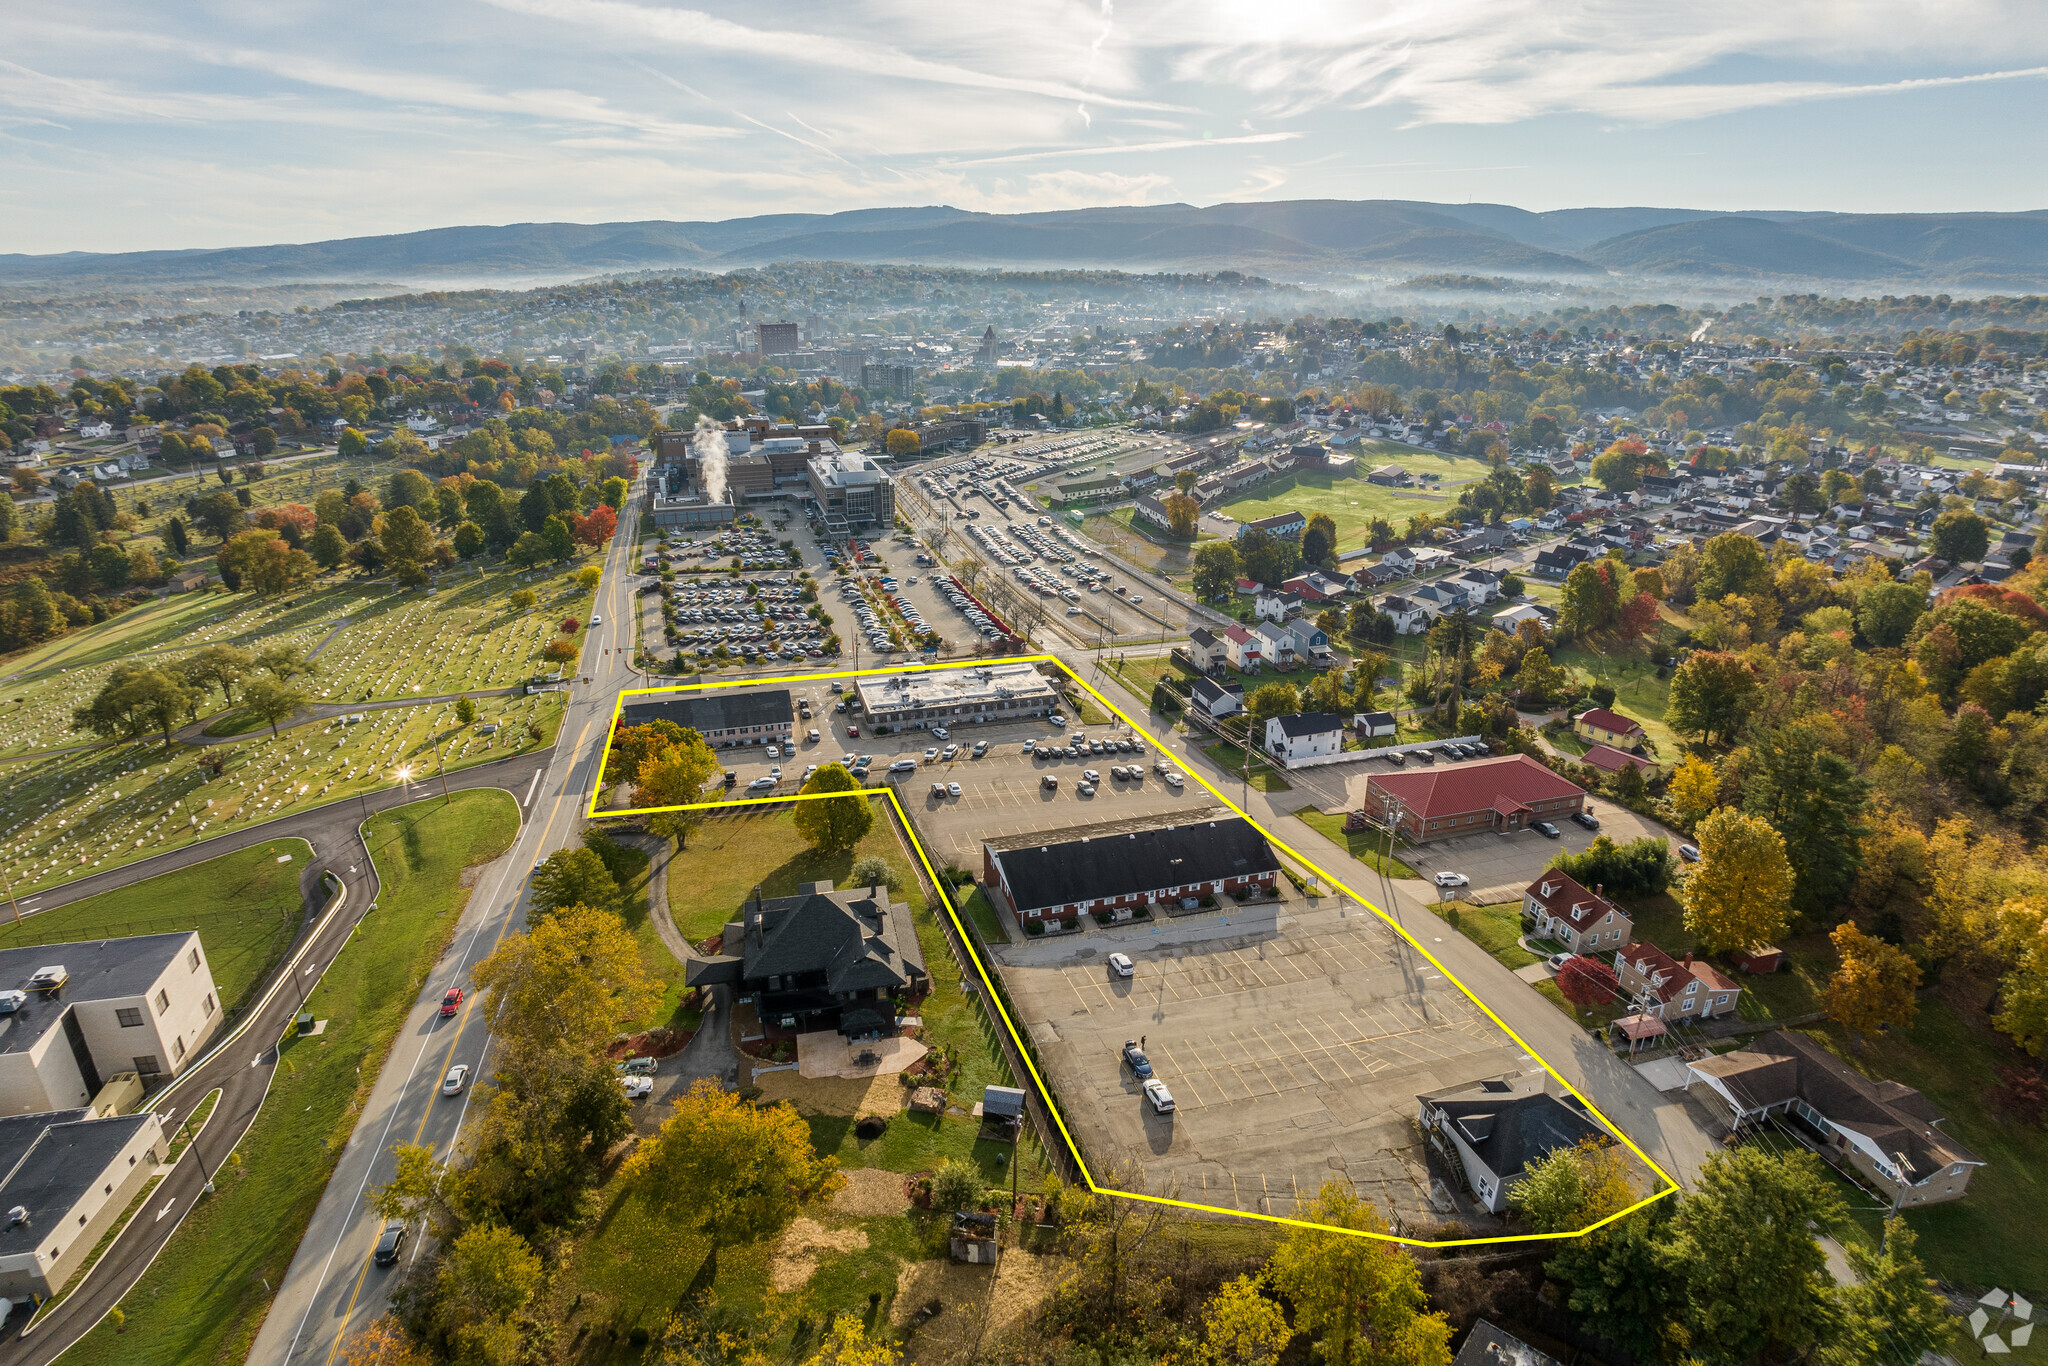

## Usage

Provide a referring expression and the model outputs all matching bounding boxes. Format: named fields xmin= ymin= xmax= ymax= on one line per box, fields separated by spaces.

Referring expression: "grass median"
xmin=68 ymin=789 xmax=518 ymax=1366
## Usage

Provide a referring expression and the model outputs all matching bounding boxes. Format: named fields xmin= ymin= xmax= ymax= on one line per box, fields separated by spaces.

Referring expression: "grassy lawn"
xmin=1098 ymin=653 xmax=1196 ymax=707
xmin=1791 ymin=988 xmax=2048 ymax=1297
xmin=1547 ymin=643 xmax=1681 ymax=757
xmin=1532 ymin=978 xmax=1628 ymax=1030
xmin=1620 ymin=892 xmax=1828 ymax=1023
xmin=1201 ymin=742 xmax=1292 ymax=791
xmin=665 ymin=805 xmax=926 ymax=943
xmin=1208 ymin=447 xmax=1485 ymax=549
xmin=0 ymin=839 xmax=312 ymax=1018
xmin=69 ymin=789 xmax=519 ymax=1366
xmin=958 ymin=886 xmax=1009 ymax=945
xmin=1428 ymin=899 xmax=1539 ymax=969
xmin=1292 ymin=808 xmax=1419 ymax=879
xmin=0 ymin=689 xmax=563 ymax=897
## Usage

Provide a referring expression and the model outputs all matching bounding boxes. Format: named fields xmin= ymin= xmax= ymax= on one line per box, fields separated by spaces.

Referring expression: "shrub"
xmin=930 ymin=1158 xmax=981 ymax=1213
xmin=1025 ymin=920 xmax=1045 ymax=937
xmin=850 ymin=854 xmax=897 ymax=889
xmin=1548 ymin=834 xmax=1673 ymax=898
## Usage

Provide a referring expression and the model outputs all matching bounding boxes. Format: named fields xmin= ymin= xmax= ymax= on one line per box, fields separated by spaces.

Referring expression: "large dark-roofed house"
xmin=1417 ymin=1073 xmax=1611 ymax=1213
xmin=981 ymin=812 xmax=1281 ymax=927
xmin=685 ymin=880 xmax=926 ymax=1038
xmin=618 ymin=688 xmax=793 ymax=749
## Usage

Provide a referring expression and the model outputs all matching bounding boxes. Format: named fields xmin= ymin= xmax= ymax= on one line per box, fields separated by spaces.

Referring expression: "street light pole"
xmin=0 ymin=862 xmax=22 ymax=927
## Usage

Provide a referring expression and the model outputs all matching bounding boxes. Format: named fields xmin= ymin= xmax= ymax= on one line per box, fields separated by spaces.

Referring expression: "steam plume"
xmin=692 ymin=415 xmax=729 ymax=504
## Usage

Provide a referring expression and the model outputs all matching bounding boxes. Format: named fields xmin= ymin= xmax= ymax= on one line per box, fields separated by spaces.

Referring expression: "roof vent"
xmin=6 ymin=1207 xmax=26 ymax=1229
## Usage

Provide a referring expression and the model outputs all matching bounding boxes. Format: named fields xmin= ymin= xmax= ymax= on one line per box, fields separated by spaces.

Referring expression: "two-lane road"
xmin=248 ymin=479 xmax=650 ymax=1366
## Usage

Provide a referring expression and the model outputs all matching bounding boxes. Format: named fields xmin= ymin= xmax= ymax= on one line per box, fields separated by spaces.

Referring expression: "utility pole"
xmin=0 ymin=862 xmax=21 ymax=927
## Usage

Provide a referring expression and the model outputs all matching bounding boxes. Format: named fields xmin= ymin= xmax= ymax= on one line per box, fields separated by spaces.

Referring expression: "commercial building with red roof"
xmin=1364 ymin=753 xmax=1587 ymax=842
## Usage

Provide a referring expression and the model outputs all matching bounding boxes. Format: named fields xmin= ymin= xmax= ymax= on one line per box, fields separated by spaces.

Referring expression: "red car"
xmin=846 ymin=725 xmax=859 ymax=738
xmin=439 ymin=987 xmax=463 ymax=1018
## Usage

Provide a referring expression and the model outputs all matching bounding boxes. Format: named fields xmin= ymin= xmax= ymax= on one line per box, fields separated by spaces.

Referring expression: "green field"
xmin=1208 ymin=445 xmax=1491 ymax=552
xmin=0 ymin=839 xmax=313 ymax=1018
xmin=1428 ymin=899 xmax=1540 ymax=969
xmin=1201 ymin=742 xmax=1291 ymax=791
xmin=70 ymin=789 xmax=519 ymax=1366
xmin=1291 ymin=808 xmax=1419 ymax=880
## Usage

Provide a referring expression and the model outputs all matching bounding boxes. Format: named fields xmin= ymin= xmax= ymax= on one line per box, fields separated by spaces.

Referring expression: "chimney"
xmin=1595 ymin=882 xmax=1604 ymax=898
xmin=1682 ymin=951 xmax=1693 ymax=968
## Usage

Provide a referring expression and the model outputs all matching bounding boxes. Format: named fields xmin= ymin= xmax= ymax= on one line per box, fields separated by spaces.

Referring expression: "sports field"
xmin=1209 ymin=444 xmax=1492 ymax=553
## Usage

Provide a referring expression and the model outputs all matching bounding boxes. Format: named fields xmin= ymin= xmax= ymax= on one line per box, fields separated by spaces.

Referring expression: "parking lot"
xmin=995 ymin=890 xmax=1531 ymax=1226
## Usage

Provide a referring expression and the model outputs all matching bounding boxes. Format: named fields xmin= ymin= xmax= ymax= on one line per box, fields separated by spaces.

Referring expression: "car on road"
xmin=1532 ymin=820 xmax=1561 ymax=838
xmin=1107 ymin=952 xmax=1134 ymax=978
xmin=439 ymin=987 xmax=463 ymax=1017
xmin=847 ymin=725 xmax=860 ymax=738
xmin=946 ymin=781 xmax=961 ymax=797
xmin=441 ymin=1064 xmax=469 ymax=1096
xmin=1433 ymin=871 xmax=1469 ymax=888
xmin=374 ymin=1223 xmax=408 ymax=1266
xmin=1143 ymin=1078 xmax=1176 ymax=1114
xmin=1571 ymin=809 xmax=1600 ymax=830
xmin=1163 ymin=771 xmax=1184 ymax=787
xmin=589 ymin=614 xmax=602 ymax=627
xmin=1120 ymin=1039 xmax=1154 ymax=1079
xmin=1678 ymin=843 xmax=1701 ymax=862
xmin=1546 ymin=952 xmax=1577 ymax=971
xmin=620 ymin=1075 xmax=654 ymax=1099
xmin=889 ymin=759 xmax=918 ymax=774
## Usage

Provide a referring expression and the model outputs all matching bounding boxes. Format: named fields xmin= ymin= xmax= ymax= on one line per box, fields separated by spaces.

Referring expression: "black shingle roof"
xmin=990 ymin=818 xmax=1279 ymax=913
xmin=1271 ymin=712 xmax=1344 ymax=738
xmin=0 ymin=1111 xmax=154 ymax=1256
xmin=1425 ymin=1087 xmax=1605 ymax=1183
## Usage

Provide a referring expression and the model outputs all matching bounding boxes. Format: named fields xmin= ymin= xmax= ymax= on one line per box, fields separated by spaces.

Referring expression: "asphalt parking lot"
xmin=994 ymin=891 xmax=1530 ymax=1226
xmin=1285 ymin=760 xmax=1684 ymax=902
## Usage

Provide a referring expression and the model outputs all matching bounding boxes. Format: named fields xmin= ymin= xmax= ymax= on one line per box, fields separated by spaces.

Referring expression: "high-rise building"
xmin=806 ymin=450 xmax=896 ymax=534
xmin=860 ymin=362 xmax=915 ymax=399
xmin=757 ymin=322 xmax=800 ymax=355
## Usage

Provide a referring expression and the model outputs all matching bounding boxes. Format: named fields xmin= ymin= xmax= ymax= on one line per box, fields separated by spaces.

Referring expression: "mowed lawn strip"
xmin=0 ymin=839 xmax=313 ymax=1017
xmin=68 ymin=790 xmax=519 ymax=1366
xmin=1293 ymin=808 xmax=1419 ymax=880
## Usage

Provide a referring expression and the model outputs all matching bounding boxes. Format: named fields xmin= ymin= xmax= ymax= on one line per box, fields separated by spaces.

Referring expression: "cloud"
xmin=945 ymin=131 xmax=1302 ymax=167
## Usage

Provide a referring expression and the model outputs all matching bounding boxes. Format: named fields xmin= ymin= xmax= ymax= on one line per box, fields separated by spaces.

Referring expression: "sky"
xmin=6 ymin=0 xmax=2048 ymax=256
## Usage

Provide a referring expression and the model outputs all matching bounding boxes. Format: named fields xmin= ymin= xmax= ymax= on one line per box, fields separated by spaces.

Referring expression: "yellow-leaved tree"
xmin=1680 ymin=808 xmax=1793 ymax=954
xmin=1823 ymin=923 xmax=1921 ymax=1050
xmin=1668 ymin=755 xmax=1719 ymax=825
xmin=1264 ymin=1179 xmax=1452 ymax=1366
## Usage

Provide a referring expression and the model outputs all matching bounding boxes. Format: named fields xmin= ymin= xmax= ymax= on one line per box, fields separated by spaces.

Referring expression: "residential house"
xmin=1365 ymin=754 xmax=1588 ymax=842
xmin=1446 ymin=568 xmax=1502 ymax=605
xmin=1131 ymin=493 xmax=1175 ymax=531
xmin=1236 ymin=511 xmax=1306 ymax=542
xmin=1615 ymin=943 xmax=1741 ymax=1022
xmin=1251 ymin=620 xmax=1296 ymax=669
xmin=1417 ymin=1073 xmax=1610 ymax=1213
xmin=1522 ymin=873 xmax=1633 ymax=954
xmin=1219 ymin=625 xmax=1262 ymax=671
xmin=982 ymin=813 xmax=1281 ymax=926
xmin=1184 ymin=627 xmax=1225 ymax=673
xmin=1581 ymin=744 xmax=1653 ymax=777
xmin=1491 ymin=602 xmax=1549 ymax=633
xmin=1573 ymin=707 xmax=1646 ymax=752
xmin=1685 ymin=1031 xmax=1982 ymax=1206
xmin=1188 ymin=676 xmax=1244 ymax=719
xmin=1376 ymin=595 xmax=1429 ymax=635
xmin=1531 ymin=546 xmax=1586 ymax=579
xmin=1374 ymin=547 xmax=1419 ymax=577
xmin=1407 ymin=582 xmax=1466 ymax=620
xmin=1453 ymin=1322 xmax=1563 ymax=1366
xmin=1265 ymin=713 xmax=1345 ymax=765
xmin=1253 ymin=588 xmax=1302 ymax=622
xmin=1280 ymin=570 xmax=1348 ymax=602
xmin=684 ymin=880 xmax=927 ymax=1037
xmin=1281 ymin=618 xmax=1333 ymax=667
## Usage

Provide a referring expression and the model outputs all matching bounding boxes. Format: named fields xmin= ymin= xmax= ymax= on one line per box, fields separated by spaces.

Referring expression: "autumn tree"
xmin=338 ymin=1319 xmax=432 ymax=1366
xmin=1246 ymin=682 xmax=1299 ymax=724
xmin=1680 ymin=807 xmax=1793 ymax=953
xmin=1511 ymin=1137 xmax=1635 ymax=1234
xmin=72 ymin=663 xmax=200 ymax=748
xmin=1668 ymin=755 xmax=1719 ymax=825
xmin=1264 ymin=1179 xmax=1453 ymax=1366
xmin=1512 ymin=647 xmax=1567 ymax=704
xmin=1666 ymin=650 xmax=1758 ymax=747
xmin=609 ymin=718 xmax=689 ymax=785
xmin=1930 ymin=507 xmax=1990 ymax=563
xmin=632 ymin=726 xmax=720 ymax=848
xmin=218 ymin=528 xmax=316 ymax=596
xmin=793 ymin=763 xmax=874 ymax=853
xmin=1556 ymin=955 xmax=1620 ymax=1012
xmin=1994 ymin=897 xmax=2048 ymax=1059
xmin=1825 ymin=1217 xmax=1956 ymax=1366
xmin=1195 ymin=1275 xmax=1293 ymax=1366
xmin=528 ymin=847 xmax=620 ymax=920
xmin=1695 ymin=531 xmax=1771 ymax=602
xmin=473 ymin=902 xmax=660 ymax=1059
xmin=379 ymin=503 xmax=436 ymax=575
xmin=436 ymin=1224 xmax=543 ymax=1364
xmin=626 ymin=1080 xmax=842 ymax=1275
xmin=1191 ymin=541 xmax=1240 ymax=600
xmin=1823 ymin=923 xmax=1921 ymax=1049
xmin=1164 ymin=492 xmax=1200 ymax=538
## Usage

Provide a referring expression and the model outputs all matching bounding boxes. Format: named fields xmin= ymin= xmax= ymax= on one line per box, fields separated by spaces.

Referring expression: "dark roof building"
xmin=982 ymin=810 xmax=1281 ymax=924
xmin=684 ymin=880 xmax=925 ymax=1038
xmin=0 ymin=1107 xmax=165 ymax=1300
xmin=619 ymin=688 xmax=793 ymax=748
xmin=1418 ymin=1073 xmax=1610 ymax=1212
xmin=1453 ymin=1320 xmax=1564 ymax=1366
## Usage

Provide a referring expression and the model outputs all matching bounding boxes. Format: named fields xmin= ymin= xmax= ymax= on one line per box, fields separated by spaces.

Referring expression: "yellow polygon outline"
xmin=588 ymin=654 xmax=1680 ymax=1246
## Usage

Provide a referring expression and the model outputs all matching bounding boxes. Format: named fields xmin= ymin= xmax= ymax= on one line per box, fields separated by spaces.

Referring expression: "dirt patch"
xmin=770 ymin=1217 xmax=869 ymax=1293
xmin=752 ymin=1068 xmax=906 ymax=1118
xmin=891 ymin=1249 xmax=1060 ymax=1364
xmin=459 ymin=865 xmax=483 ymax=889
xmin=831 ymin=1167 xmax=910 ymax=1217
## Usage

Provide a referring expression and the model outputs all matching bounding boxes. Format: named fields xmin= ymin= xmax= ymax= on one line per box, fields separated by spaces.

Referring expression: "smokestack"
xmin=692 ymin=414 xmax=730 ymax=505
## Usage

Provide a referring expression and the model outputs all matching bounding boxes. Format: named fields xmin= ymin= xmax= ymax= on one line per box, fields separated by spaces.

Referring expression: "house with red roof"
xmin=1220 ymin=624 xmax=1262 ymax=672
xmin=1615 ymin=942 xmax=1741 ymax=1022
xmin=1522 ymin=871 xmax=1633 ymax=954
xmin=1573 ymin=707 xmax=1646 ymax=752
xmin=1364 ymin=754 xmax=1587 ymax=843
xmin=1581 ymin=743 xmax=1654 ymax=776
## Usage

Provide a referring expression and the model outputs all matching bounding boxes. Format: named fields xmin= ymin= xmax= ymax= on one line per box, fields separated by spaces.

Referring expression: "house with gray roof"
xmin=1417 ymin=1073 xmax=1610 ymax=1212
xmin=685 ymin=880 xmax=926 ymax=1038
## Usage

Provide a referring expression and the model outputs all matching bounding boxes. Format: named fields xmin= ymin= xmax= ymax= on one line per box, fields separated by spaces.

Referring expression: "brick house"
xmin=1364 ymin=754 xmax=1588 ymax=842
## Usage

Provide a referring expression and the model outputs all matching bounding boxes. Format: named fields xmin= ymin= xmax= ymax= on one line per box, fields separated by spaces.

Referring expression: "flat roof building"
xmin=0 ymin=933 xmax=222 ymax=1116
xmin=853 ymin=664 xmax=1056 ymax=730
xmin=0 ymin=1107 xmax=165 ymax=1301
xmin=807 ymin=450 xmax=895 ymax=534
xmin=618 ymin=689 xmax=793 ymax=749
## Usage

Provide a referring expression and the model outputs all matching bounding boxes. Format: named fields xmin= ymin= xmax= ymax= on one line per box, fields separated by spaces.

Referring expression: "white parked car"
xmin=441 ymin=1064 xmax=470 ymax=1096
xmin=620 ymin=1075 xmax=654 ymax=1099
xmin=1546 ymin=952 xmax=1577 ymax=971
xmin=1143 ymin=1078 xmax=1176 ymax=1113
xmin=746 ymin=776 xmax=776 ymax=791
xmin=1163 ymin=772 xmax=1184 ymax=787
xmin=1433 ymin=871 xmax=1470 ymax=888
xmin=1107 ymin=952 xmax=1134 ymax=978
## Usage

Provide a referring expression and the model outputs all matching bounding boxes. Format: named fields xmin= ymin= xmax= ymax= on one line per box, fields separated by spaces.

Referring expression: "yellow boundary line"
xmin=585 ymin=655 xmax=1680 ymax=1247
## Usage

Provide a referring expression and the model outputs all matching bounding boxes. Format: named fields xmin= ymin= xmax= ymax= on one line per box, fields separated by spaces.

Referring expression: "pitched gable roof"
xmin=1420 ymin=1076 xmax=1607 ymax=1181
xmin=1369 ymin=753 xmax=1584 ymax=820
xmin=739 ymin=881 xmax=926 ymax=992
xmin=1524 ymin=871 xmax=1625 ymax=929
xmin=989 ymin=816 xmax=1279 ymax=913
xmin=1575 ymin=707 xmax=1644 ymax=735
xmin=1271 ymin=711 xmax=1344 ymax=738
